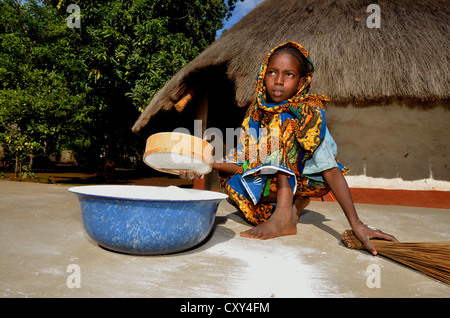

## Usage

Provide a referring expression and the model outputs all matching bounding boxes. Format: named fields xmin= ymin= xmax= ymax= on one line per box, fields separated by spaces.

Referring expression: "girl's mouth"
xmin=271 ymin=90 xmax=284 ymax=97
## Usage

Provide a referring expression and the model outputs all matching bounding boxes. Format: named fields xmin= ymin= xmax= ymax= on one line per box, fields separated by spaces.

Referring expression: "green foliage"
xmin=0 ymin=0 xmax=239 ymax=171
xmin=0 ymin=0 xmax=90 ymax=175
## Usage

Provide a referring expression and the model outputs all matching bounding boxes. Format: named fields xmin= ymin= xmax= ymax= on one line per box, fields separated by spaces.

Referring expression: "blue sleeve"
xmin=302 ymin=127 xmax=339 ymax=182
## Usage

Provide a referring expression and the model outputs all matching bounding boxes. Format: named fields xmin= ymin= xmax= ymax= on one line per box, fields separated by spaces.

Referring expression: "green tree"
xmin=0 ymin=0 xmax=90 ymax=176
xmin=0 ymin=0 xmax=240 ymax=174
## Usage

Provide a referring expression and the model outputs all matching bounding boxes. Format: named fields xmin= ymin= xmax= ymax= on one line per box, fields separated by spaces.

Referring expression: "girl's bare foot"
xmin=240 ymin=204 xmax=298 ymax=239
xmin=240 ymin=195 xmax=310 ymax=240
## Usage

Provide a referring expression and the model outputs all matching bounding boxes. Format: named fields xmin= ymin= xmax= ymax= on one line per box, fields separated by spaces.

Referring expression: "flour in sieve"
xmin=144 ymin=152 xmax=211 ymax=174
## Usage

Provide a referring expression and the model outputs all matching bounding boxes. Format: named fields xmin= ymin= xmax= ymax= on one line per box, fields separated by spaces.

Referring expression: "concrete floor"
xmin=0 ymin=180 xmax=449 ymax=298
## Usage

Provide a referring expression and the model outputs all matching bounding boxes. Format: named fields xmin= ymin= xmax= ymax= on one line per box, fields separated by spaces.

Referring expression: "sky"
xmin=216 ymin=0 xmax=264 ymax=37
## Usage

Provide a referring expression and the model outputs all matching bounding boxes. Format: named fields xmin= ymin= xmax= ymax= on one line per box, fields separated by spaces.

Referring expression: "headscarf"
xmin=233 ymin=41 xmax=330 ymax=165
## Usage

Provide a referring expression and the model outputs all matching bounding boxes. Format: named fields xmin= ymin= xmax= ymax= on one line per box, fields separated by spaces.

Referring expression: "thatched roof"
xmin=132 ymin=0 xmax=449 ymax=133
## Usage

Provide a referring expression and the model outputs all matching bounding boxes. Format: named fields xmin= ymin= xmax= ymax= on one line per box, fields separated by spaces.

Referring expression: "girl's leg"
xmin=293 ymin=196 xmax=310 ymax=219
xmin=241 ymin=173 xmax=302 ymax=239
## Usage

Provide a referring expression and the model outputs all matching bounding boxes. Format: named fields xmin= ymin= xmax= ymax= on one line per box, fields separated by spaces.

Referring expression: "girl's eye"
xmin=287 ymin=73 xmax=294 ymax=78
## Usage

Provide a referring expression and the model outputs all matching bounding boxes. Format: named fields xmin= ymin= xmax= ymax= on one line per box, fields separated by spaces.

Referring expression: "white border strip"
xmin=345 ymin=175 xmax=450 ymax=191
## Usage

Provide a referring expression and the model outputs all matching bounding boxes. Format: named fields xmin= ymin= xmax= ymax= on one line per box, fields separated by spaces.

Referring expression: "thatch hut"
xmin=133 ymin=0 xmax=449 ymax=191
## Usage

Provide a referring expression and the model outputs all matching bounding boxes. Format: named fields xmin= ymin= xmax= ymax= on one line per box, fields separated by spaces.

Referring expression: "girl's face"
xmin=264 ymin=52 xmax=306 ymax=103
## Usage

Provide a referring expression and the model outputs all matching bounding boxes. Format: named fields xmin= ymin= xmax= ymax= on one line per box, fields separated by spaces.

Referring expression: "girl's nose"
xmin=275 ymin=74 xmax=284 ymax=85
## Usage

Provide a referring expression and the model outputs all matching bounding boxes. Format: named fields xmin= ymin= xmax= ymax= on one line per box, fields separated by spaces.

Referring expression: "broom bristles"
xmin=341 ymin=230 xmax=450 ymax=285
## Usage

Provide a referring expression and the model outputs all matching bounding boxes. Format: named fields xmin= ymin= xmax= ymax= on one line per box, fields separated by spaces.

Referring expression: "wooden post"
xmin=174 ymin=90 xmax=195 ymax=112
xmin=193 ymin=91 xmax=208 ymax=190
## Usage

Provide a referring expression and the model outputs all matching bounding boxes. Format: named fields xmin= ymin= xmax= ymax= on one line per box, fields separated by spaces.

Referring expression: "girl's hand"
xmin=179 ymin=170 xmax=202 ymax=180
xmin=351 ymin=221 xmax=399 ymax=255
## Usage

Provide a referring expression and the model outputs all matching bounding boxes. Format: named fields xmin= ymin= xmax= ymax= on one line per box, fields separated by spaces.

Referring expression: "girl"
xmin=180 ymin=42 xmax=397 ymax=255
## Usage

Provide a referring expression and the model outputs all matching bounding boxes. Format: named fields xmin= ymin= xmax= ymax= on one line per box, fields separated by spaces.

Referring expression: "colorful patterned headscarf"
xmin=256 ymin=41 xmax=317 ymax=108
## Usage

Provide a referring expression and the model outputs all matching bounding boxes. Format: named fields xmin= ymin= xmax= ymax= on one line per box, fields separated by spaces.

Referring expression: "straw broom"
xmin=341 ymin=230 xmax=450 ymax=285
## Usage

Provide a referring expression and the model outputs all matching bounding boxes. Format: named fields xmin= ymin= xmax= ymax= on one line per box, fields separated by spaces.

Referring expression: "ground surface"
xmin=0 ymin=177 xmax=449 ymax=298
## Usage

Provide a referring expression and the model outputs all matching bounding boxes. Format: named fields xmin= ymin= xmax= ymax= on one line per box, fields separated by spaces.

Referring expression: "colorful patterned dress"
xmin=219 ymin=42 xmax=348 ymax=225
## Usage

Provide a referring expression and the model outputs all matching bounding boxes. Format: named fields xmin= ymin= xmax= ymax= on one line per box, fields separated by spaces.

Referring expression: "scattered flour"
xmin=203 ymin=238 xmax=327 ymax=298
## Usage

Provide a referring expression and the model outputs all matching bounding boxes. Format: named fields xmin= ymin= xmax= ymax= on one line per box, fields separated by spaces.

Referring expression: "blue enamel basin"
xmin=69 ymin=185 xmax=228 ymax=255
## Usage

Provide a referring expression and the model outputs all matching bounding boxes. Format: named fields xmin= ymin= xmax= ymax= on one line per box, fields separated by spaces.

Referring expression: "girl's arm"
xmin=322 ymin=167 xmax=398 ymax=255
xmin=211 ymin=161 xmax=240 ymax=174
